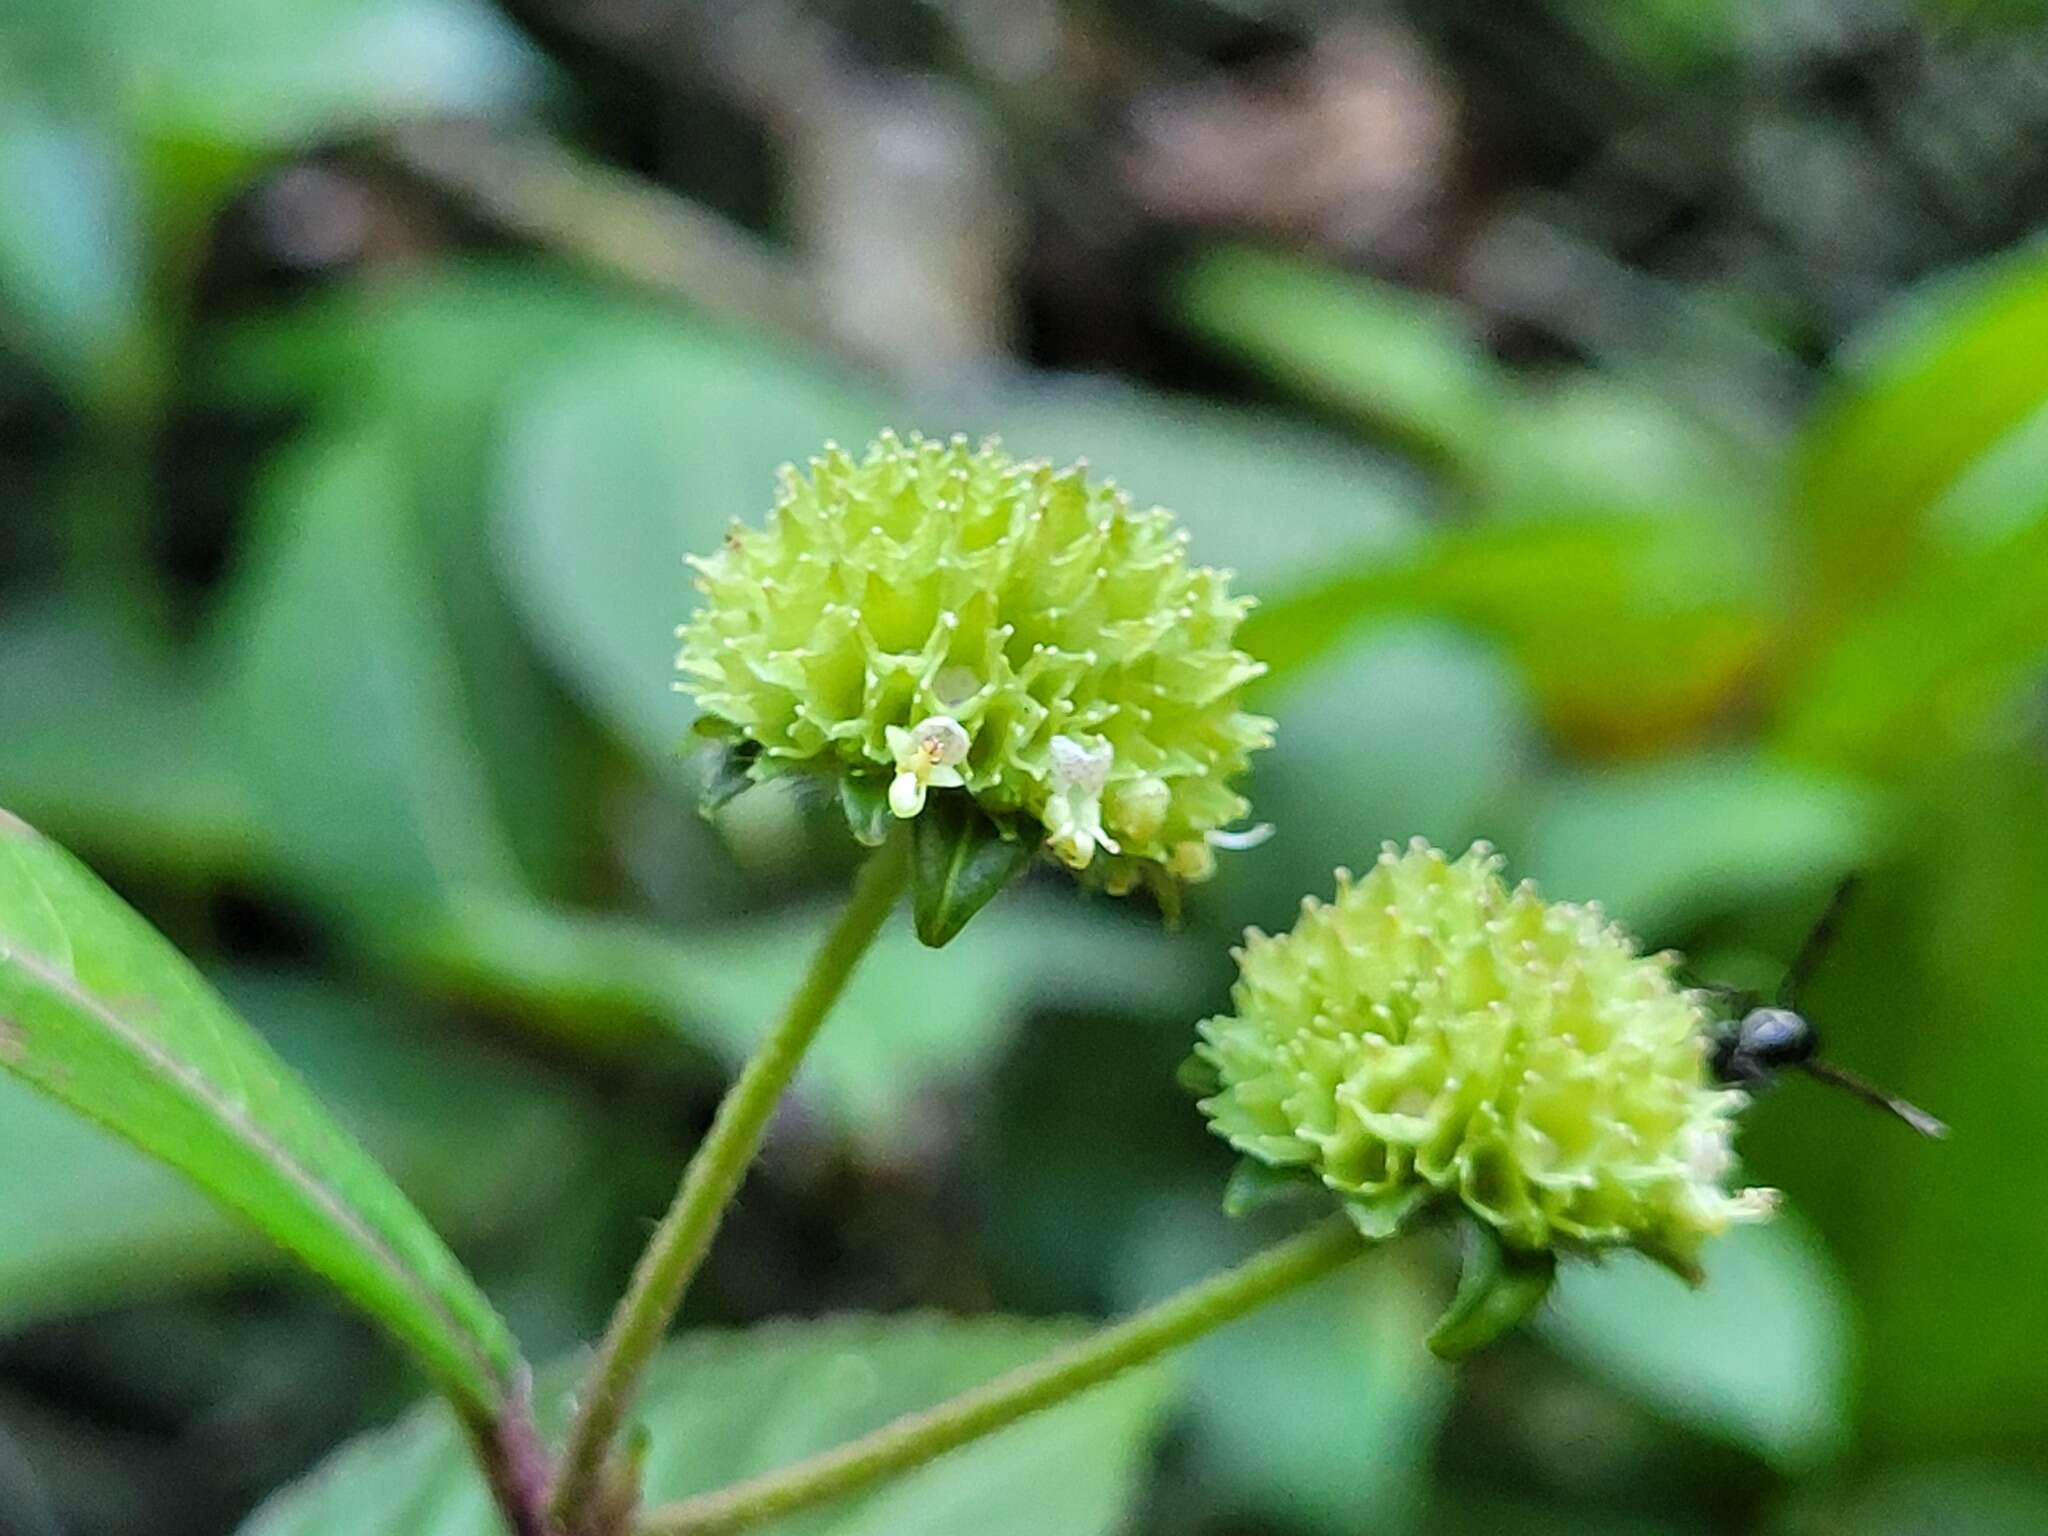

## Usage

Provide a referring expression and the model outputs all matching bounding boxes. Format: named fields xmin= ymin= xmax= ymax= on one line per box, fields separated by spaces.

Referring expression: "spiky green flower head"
xmin=1195 ymin=841 xmax=1775 ymax=1280
xmin=676 ymin=431 xmax=1275 ymax=897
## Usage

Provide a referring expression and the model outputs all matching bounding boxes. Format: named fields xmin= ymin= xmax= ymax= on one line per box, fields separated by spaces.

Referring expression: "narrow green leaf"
xmin=241 ymin=1315 xmax=1169 ymax=1536
xmin=0 ymin=815 xmax=519 ymax=1417
xmin=1426 ymin=1221 xmax=1556 ymax=1361
xmin=1245 ymin=510 xmax=1771 ymax=753
xmin=1171 ymin=244 xmax=1508 ymax=468
xmin=0 ymin=970 xmax=589 ymax=1331
xmin=911 ymin=794 xmax=1034 ymax=949
xmin=0 ymin=1074 xmax=265 ymax=1327
xmin=1800 ymin=245 xmax=2048 ymax=620
xmin=1776 ymin=506 xmax=2048 ymax=775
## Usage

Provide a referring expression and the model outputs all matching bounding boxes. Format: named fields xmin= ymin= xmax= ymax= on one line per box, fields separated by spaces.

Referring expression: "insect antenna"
xmin=1778 ymin=875 xmax=1861 ymax=1007
xmin=1798 ymin=1057 xmax=1950 ymax=1139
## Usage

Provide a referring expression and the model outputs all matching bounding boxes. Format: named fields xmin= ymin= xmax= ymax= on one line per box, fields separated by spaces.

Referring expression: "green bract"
xmin=677 ymin=432 xmax=1275 ymax=895
xmin=1195 ymin=841 xmax=1775 ymax=1278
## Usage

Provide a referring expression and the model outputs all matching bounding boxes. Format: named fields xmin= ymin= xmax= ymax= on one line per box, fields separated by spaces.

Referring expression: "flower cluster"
xmin=676 ymin=431 xmax=1274 ymax=894
xmin=1194 ymin=840 xmax=1775 ymax=1275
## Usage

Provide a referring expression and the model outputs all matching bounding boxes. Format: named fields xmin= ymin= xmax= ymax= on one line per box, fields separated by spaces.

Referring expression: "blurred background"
xmin=4 ymin=0 xmax=2048 ymax=1532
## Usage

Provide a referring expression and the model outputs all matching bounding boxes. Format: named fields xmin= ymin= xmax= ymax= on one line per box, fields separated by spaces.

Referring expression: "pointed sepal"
xmin=839 ymin=774 xmax=895 ymax=848
xmin=1222 ymin=1157 xmax=1325 ymax=1218
xmin=910 ymin=792 xmax=1032 ymax=948
xmin=691 ymin=743 xmax=757 ymax=821
xmin=1426 ymin=1218 xmax=1557 ymax=1361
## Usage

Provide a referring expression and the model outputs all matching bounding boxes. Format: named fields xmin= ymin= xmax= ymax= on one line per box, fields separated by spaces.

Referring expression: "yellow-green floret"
xmin=676 ymin=431 xmax=1275 ymax=894
xmin=1196 ymin=841 xmax=1775 ymax=1276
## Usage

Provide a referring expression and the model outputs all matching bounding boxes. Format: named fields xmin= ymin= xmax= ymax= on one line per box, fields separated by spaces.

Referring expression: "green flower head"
xmin=1195 ymin=841 xmax=1774 ymax=1278
xmin=677 ymin=431 xmax=1275 ymax=896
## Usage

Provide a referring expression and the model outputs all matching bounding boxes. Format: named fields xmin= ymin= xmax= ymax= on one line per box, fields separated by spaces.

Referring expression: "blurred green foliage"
xmin=5 ymin=0 xmax=2048 ymax=1532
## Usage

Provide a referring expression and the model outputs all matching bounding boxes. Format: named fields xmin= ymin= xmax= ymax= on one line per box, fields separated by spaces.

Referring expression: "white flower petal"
xmin=889 ymin=772 xmax=927 ymax=818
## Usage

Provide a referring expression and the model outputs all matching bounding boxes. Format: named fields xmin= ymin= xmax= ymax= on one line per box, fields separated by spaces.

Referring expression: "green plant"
xmin=3 ymin=437 xmax=1788 ymax=1536
xmin=18 ymin=0 xmax=2048 ymax=1524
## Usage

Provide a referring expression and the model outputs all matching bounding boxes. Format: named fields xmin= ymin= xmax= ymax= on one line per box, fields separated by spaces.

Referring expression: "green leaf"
xmin=953 ymin=374 xmax=1420 ymax=596
xmin=1537 ymin=1216 xmax=1849 ymax=1467
xmin=1778 ymin=1464 xmax=2048 ymax=1536
xmin=0 ymin=107 xmax=148 ymax=400
xmin=240 ymin=1314 xmax=1169 ymax=1536
xmin=0 ymin=816 xmax=519 ymax=1415
xmin=0 ymin=1073 xmax=264 ymax=1327
xmin=911 ymin=795 xmax=1034 ymax=949
xmin=410 ymin=889 xmax=1208 ymax=1160
xmin=211 ymin=273 xmax=635 ymax=905
xmin=0 ymin=971 xmax=590 ymax=1331
xmin=0 ymin=602 xmax=259 ymax=879
xmin=1170 ymin=244 xmax=1509 ymax=468
xmin=1512 ymin=753 xmax=1879 ymax=939
xmin=493 ymin=329 xmax=887 ymax=772
xmin=1426 ymin=1221 xmax=1557 ymax=1361
xmin=1216 ymin=622 xmax=1534 ymax=936
xmin=1116 ymin=1200 xmax=1450 ymax=1536
xmin=1244 ymin=511 xmax=1772 ymax=753
xmin=1799 ymin=244 xmax=2048 ymax=619
xmin=1756 ymin=757 xmax=2048 ymax=1457
xmin=34 ymin=0 xmax=541 ymax=150
xmin=1475 ymin=374 xmax=1769 ymax=522
xmin=206 ymin=426 xmax=529 ymax=911
xmin=1775 ymin=507 xmax=2048 ymax=775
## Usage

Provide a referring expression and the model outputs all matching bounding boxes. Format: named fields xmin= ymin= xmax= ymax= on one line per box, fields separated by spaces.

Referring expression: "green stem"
xmin=636 ymin=1215 xmax=1366 ymax=1536
xmin=551 ymin=832 xmax=914 ymax=1531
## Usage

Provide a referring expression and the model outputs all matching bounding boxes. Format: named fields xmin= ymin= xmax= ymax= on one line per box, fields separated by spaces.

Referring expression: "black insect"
xmin=1706 ymin=877 xmax=1949 ymax=1139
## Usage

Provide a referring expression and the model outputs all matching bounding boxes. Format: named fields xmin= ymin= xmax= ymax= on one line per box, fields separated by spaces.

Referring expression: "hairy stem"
xmin=551 ymin=833 xmax=914 ymax=1530
xmin=637 ymin=1216 xmax=1366 ymax=1536
xmin=467 ymin=1387 xmax=556 ymax=1536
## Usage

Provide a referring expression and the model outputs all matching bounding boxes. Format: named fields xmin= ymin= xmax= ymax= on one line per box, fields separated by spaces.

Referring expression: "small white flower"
xmin=1680 ymin=1121 xmax=1733 ymax=1186
xmin=886 ymin=715 xmax=971 ymax=818
xmin=1730 ymin=1187 xmax=1782 ymax=1220
xmin=1044 ymin=735 xmax=1120 ymax=868
xmin=1679 ymin=1120 xmax=1777 ymax=1224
